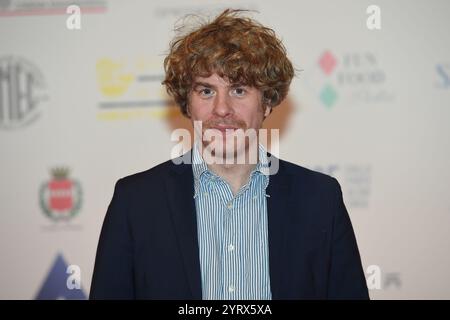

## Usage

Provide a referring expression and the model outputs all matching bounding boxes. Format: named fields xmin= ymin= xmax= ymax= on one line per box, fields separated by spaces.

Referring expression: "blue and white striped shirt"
xmin=192 ymin=143 xmax=272 ymax=300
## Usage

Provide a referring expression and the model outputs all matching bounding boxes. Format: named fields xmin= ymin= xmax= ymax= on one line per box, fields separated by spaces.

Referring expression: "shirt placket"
xmin=210 ymin=178 xmax=238 ymax=299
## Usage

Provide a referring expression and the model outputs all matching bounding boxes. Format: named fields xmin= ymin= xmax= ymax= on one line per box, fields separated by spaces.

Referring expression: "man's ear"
xmin=264 ymin=105 xmax=272 ymax=118
xmin=185 ymin=103 xmax=191 ymax=118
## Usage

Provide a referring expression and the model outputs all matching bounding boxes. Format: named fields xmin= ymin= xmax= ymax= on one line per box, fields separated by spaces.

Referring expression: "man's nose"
xmin=212 ymin=91 xmax=234 ymax=117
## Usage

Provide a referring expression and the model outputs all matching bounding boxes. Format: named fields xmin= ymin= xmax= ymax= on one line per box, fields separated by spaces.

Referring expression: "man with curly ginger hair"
xmin=90 ymin=9 xmax=369 ymax=300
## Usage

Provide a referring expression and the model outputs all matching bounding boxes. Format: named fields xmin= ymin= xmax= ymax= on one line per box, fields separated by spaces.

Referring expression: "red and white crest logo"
xmin=39 ymin=168 xmax=82 ymax=221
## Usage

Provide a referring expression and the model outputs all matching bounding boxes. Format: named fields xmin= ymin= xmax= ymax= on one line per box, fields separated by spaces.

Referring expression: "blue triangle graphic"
xmin=35 ymin=253 xmax=87 ymax=300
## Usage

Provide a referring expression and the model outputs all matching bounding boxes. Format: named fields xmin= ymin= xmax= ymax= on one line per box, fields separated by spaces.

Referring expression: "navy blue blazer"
xmin=90 ymin=153 xmax=369 ymax=299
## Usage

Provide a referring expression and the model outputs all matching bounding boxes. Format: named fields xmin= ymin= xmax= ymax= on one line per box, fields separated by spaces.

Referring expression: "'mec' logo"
xmin=0 ymin=56 xmax=48 ymax=130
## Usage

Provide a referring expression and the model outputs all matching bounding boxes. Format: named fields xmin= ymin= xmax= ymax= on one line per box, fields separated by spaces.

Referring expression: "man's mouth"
xmin=208 ymin=125 xmax=240 ymax=134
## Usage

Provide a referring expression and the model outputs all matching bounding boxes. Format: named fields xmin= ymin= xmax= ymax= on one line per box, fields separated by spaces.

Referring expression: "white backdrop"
xmin=1 ymin=0 xmax=449 ymax=299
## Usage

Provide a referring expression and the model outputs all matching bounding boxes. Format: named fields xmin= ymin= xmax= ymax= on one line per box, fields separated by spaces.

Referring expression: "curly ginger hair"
xmin=162 ymin=9 xmax=295 ymax=117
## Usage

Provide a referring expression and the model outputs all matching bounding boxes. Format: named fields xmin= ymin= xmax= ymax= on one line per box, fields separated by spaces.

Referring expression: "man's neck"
xmin=195 ymin=140 xmax=262 ymax=196
xmin=207 ymin=161 xmax=257 ymax=196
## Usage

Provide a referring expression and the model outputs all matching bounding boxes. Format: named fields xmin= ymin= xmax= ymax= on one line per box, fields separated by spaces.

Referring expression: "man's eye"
xmin=199 ymin=88 xmax=214 ymax=97
xmin=232 ymin=87 xmax=246 ymax=96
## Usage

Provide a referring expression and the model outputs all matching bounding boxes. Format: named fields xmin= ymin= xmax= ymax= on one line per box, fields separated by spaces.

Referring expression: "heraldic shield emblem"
xmin=39 ymin=167 xmax=82 ymax=221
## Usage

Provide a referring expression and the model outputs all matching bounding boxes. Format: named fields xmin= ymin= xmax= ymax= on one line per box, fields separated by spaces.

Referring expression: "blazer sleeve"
xmin=327 ymin=178 xmax=370 ymax=299
xmin=89 ymin=179 xmax=135 ymax=299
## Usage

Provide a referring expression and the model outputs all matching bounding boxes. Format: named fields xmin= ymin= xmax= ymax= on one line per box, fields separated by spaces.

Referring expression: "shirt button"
xmin=253 ymin=195 xmax=257 ymax=200
xmin=203 ymin=192 xmax=209 ymax=197
xmin=227 ymin=244 xmax=235 ymax=252
xmin=227 ymin=202 xmax=233 ymax=209
xmin=228 ymin=285 xmax=235 ymax=293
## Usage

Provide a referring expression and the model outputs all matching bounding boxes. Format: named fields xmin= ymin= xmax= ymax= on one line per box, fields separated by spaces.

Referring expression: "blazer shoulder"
xmin=116 ymin=158 xmax=181 ymax=190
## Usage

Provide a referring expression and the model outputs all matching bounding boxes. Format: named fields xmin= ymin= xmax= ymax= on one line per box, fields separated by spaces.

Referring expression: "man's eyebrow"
xmin=192 ymin=81 xmax=248 ymax=89
xmin=192 ymin=82 xmax=216 ymax=89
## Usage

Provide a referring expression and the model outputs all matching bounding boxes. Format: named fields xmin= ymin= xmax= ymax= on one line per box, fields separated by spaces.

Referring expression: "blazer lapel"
xmin=164 ymin=154 xmax=202 ymax=299
xmin=266 ymin=158 xmax=293 ymax=299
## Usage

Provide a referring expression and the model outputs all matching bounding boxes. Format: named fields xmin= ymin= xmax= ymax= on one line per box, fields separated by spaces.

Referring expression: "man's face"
xmin=187 ymin=73 xmax=271 ymax=160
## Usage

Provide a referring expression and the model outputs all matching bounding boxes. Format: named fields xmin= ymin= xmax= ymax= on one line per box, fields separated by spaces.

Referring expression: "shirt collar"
xmin=192 ymin=141 xmax=270 ymax=197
